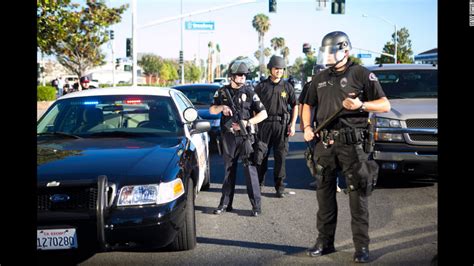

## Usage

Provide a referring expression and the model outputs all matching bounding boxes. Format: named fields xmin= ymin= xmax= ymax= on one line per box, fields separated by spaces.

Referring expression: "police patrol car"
xmin=37 ymin=87 xmax=211 ymax=252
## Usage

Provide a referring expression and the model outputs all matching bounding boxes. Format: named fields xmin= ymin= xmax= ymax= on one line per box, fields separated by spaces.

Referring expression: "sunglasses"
xmin=234 ymin=73 xmax=246 ymax=77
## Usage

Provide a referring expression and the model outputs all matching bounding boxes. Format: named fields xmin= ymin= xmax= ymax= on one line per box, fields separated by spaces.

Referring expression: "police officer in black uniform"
xmin=254 ymin=55 xmax=298 ymax=198
xmin=210 ymin=59 xmax=268 ymax=217
xmin=301 ymin=31 xmax=391 ymax=263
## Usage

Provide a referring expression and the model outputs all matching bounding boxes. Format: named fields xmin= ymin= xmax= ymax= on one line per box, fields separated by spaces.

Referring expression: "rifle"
xmin=223 ymin=88 xmax=254 ymax=166
xmin=304 ymin=91 xmax=362 ymax=176
xmin=312 ymin=90 xmax=362 ymax=136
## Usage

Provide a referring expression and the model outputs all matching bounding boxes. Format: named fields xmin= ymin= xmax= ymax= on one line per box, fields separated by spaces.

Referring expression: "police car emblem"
xmin=340 ymin=77 xmax=348 ymax=87
xmin=369 ymin=73 xmax=378 ymax=81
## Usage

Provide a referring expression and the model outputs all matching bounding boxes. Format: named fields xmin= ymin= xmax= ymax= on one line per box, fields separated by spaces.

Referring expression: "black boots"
xmin=306 ymin=243 xmax=336 ymax=257
xmin=213 ymin=205 xmax=233 ymax=215
xmin=353 ymin=247 xmax=369 ymax=263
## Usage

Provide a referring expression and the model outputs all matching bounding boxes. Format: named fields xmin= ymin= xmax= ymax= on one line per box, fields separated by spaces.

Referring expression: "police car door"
xmin=172 ymin=91 xmax=209 ymax=192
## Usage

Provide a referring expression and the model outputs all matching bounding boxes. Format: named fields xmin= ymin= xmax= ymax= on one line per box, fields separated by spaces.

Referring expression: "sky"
xmin=53 ymin=0 xmax=438 ymax=67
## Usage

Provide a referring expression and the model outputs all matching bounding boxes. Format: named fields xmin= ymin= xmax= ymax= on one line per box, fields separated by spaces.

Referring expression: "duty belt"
xmin=320 ymin=127 xmax=367 ymax=148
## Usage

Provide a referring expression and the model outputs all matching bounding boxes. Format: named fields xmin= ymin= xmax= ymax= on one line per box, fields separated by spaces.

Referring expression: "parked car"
xmin=173 ymin=83 xmax=223 ymax=154
xmin=37 ymin=87 xmax=211 ymax=252
xmin=367 ymin=64 xmax=437 ymax=176
xmin=213 ymin=77 xmax=229 ymax=86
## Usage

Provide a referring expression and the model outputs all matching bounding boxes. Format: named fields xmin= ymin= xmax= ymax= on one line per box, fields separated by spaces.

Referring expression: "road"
xmin=38 ymin=127 xmax=438 ymax=265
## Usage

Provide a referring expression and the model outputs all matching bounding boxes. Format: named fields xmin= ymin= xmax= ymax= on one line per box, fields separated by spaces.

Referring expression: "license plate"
xmin=37 ymin=228 xmax=78 ymax=250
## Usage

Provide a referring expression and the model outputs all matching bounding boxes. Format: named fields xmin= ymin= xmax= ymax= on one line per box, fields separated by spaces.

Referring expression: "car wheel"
xmin=171 ymin=177 xmax=196 ymax=251
xmin=202 ymin=157 xmax=211 ymax=191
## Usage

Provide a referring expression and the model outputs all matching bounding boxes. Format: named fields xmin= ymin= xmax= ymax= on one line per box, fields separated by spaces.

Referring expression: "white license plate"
xmin=37 ymin=228 xmax=78 ymax=250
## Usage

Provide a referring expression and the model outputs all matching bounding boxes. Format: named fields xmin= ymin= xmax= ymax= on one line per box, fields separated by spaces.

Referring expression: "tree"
xmin=375 ymin=27 xmax=414 ymax=64
xmin=254 ymin=47 xmax=272 ymax=77
xmin=288 ymin=57 xmax=305 ymax=82
xmin=270 ymin=37 xmax=285 ymax=54
xmin=252 ymin=14 xmax=271 ymax=77
xmin=160 ymin=60 xmax=179 ymax=85
xmin=37 ymin=0 xmax=128 ymax=85
xmin=185 ymin=62 xmax=202 ymax=83
xmin=215 ymin=44 xmax=221 ymax=78
xmin=349 ymin=55 xmax=363 ymax=65
xmin=138 ymin=54 xmax=163 ymax=84
xmin=280 ymin=46 xmax=290 ymax=66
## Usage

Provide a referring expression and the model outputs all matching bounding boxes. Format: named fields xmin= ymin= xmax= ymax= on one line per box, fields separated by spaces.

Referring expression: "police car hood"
xmin=37 ymin=137 xmax=183 ymax=185
xmin=373 ymin=98 xmax=437 ymax=120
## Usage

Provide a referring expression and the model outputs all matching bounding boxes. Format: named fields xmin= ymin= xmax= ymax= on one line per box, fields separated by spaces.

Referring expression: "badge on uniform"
xmin=281 ymin=91 xmax=287 ymax=98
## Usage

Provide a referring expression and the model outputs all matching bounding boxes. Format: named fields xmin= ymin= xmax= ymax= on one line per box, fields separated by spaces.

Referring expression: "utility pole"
xmin=180 ymin=0 xmax=184 ymax=84
xmin=132 ymin=0 xmax=138 ymax=86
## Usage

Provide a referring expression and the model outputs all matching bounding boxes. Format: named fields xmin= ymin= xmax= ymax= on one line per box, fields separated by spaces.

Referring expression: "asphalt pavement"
xmin=54 ymin=127 xmax=437 ymax=266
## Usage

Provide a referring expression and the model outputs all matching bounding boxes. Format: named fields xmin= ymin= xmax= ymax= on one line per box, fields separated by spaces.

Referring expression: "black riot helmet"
xmin=317 ymin=31 xmax=352 ymax=68
xmin=267 ymin=55 xmax=286 ymax=70
xmin=228 ymin=59 xmax=250 ymax=76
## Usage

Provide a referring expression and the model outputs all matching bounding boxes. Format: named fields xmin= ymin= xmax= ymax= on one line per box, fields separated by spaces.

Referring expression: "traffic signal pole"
xmin=132 ymin=0 xmax=137 ymax=86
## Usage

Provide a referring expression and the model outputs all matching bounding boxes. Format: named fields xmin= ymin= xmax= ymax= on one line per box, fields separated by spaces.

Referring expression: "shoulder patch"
xmin=369 ymin=73 xmax=378 ymax=81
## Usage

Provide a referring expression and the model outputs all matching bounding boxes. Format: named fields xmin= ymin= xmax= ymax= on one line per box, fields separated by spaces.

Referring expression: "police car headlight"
xmin=211 ymin=119 xmax=220 ymax=127
xmin=375 ymin=118 xmax=401 ymax=128
xmin=117 ymin=179 xmax=185 ymax=206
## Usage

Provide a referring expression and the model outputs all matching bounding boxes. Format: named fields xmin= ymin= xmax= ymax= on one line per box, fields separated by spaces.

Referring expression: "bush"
xmin=37 ymin=86 xmax=57 ymax=101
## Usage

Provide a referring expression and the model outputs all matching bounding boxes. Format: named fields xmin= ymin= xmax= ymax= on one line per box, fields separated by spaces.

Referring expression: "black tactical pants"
xmin=257 ymin=121 xmax=289 ymax=193
xmin=313 ymin=141 xmax=371 ymax=250
xmin=218 ymin=132 xmax=261 ymax=211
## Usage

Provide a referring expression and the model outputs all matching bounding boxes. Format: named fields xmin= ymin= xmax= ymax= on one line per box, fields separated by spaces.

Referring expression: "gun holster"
xmin=364 ymin=123 xmax=375 ymax=153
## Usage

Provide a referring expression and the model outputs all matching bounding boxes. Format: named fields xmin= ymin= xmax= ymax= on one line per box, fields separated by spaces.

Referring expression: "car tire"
xmin=171 ymin=177 xmax=196 ymax=251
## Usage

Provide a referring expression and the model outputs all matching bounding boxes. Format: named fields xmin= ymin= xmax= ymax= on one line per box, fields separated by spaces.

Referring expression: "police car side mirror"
xmin=183 ymin=107 xmax=198 ymax=122
xmin=190 ymin=120 xmax=211 ymax=135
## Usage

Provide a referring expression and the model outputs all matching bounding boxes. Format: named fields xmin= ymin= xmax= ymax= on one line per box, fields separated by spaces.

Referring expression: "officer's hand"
xmin=342 ymin=97 xmax=363 ymax=110
xmin=304 ymin=127 xmax=314 ymax=142
xmin=222 ymin=105 xmax=233 ymax=116
xmin=288 ymin=125 xmax=296 ymax=137
xmin=231 ymin=122 xmax=241 ymax=131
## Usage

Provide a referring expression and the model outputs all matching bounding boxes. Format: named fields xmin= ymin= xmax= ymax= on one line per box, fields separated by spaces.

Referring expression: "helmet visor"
xmin=317 ymin=45 xmax=346 ymax=67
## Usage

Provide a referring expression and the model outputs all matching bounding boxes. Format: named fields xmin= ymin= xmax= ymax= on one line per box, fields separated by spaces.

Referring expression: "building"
xmin=414 ymin=48 xmax=437 ymax=64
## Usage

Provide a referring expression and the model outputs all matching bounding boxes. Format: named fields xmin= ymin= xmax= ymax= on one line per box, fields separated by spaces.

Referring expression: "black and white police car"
xmin=37 ymin=87 xmax=211 ymax=252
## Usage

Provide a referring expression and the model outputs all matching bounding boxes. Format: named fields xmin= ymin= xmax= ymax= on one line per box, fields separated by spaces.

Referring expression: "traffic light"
xmin=179 ymin=50 xmax=183 ymax=64
xmin=126 ymin=38 xmax=132 ymax=58
xmin=269 ymin=0 xmax=276 ymax=13
xmin=331 ymin=0 xmax=345 ymax=14
xmin=109 ymin=30 xmax=114 ymax=40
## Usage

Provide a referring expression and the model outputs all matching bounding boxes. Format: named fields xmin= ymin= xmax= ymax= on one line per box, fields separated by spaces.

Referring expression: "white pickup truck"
xmin=367 ymin=64 xmax=437 ymax=176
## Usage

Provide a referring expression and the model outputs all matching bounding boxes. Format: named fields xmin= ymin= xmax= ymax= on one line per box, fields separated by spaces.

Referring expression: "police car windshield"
xmin=37 ymin=95 xmax=184 ymax=138
xmin=373 ymin=69 xmax=438 ymax=99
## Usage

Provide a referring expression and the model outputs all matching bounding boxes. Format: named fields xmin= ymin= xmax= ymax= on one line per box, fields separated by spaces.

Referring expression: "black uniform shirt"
xmin=303 ymin=60 xmax=386 ymax=129
xmin=212 ymin=85 xmax=266 ymax=132
xmin=254 ymin=77 xmax=296 ymax=116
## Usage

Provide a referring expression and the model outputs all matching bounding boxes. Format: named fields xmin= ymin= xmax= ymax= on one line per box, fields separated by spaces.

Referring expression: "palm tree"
xmin=215 ymin=43 xmax=221 ymax=78
xmin=270 ymin=37 xmax=285 ymax=54
xmin=207 ymin=41 xmax=214 ymax=82
xmin=252 ymin=14 xmax=271 ymax=77
xmin=280 ymin=46 xmax=290 ymax=66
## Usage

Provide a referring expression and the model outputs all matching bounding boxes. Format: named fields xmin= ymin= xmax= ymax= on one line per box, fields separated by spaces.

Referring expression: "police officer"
xmin=301 ymin=31 xmax=390 ymax=263
xmin=210 ymin=59 xmax=268 ymax=217
xmin=254 ymin=55 xmax=298 ymax=198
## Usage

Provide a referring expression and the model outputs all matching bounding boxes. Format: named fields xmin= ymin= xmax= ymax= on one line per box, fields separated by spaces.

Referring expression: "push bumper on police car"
xmin=37 ymin=176 xmax=187 ymax=251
